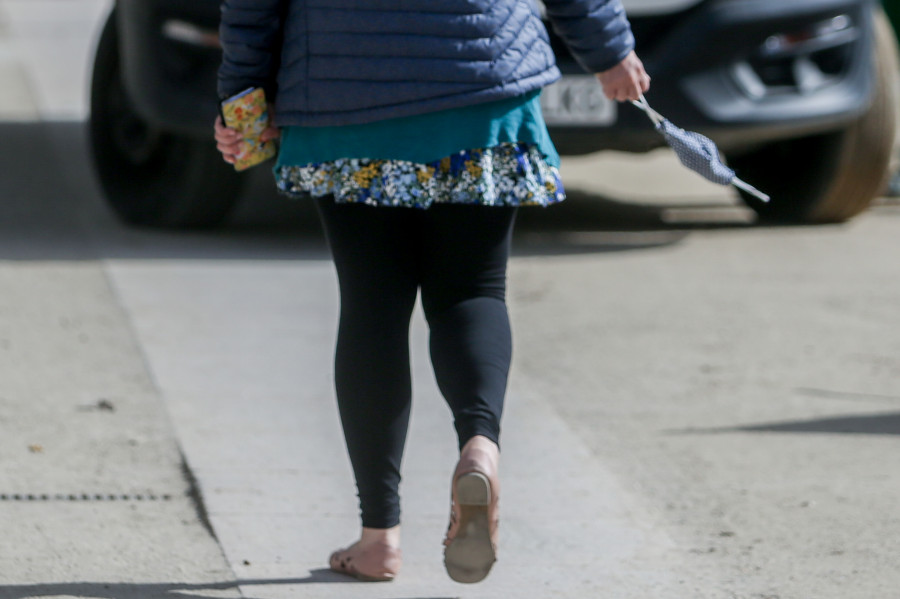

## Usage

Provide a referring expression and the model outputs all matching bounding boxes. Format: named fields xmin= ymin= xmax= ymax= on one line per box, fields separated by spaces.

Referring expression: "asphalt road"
xmin=2 ymin=117 xmax=899 ymax=599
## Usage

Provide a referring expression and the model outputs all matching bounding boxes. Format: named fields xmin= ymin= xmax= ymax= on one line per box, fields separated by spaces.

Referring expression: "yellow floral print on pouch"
xmin=220 ymin=87 xmax=277 ymax=171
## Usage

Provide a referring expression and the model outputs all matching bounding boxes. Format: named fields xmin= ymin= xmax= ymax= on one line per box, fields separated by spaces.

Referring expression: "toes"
xmin=329 ymin=549 xmax=348 ymax=571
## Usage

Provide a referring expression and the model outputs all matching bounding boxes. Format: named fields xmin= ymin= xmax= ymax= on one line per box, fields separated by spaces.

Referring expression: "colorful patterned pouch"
xmin=220 ymin=87 xmax=278 ymax=171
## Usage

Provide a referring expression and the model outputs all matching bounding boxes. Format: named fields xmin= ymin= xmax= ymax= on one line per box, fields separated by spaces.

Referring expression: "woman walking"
xmin=214 ymin=0 xmax=649 ymax=584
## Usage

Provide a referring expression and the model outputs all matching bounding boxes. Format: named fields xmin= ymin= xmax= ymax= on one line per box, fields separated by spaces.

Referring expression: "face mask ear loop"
xmin=731 ymin=177 xmax=771 ymax=203
xmin=630 ymin=94 xmax=664 ymax=127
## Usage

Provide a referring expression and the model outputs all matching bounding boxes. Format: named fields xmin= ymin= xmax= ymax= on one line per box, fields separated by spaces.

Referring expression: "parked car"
xmin=89 ymin=0 xmax=899 ymax=228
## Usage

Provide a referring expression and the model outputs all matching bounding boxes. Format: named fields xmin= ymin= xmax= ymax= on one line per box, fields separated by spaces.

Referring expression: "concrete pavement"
xmin=103 ymin=259 xmax=695 ymax=598
xmin=0 ymin=122 xmax=698 ymax=596
xmin=0 ymin=0 xmax=108 ymax=121
xmin=0 ymin=263 xmax=239 ymax=597
xmin=0 ymin=5 xmax=696 ymax=596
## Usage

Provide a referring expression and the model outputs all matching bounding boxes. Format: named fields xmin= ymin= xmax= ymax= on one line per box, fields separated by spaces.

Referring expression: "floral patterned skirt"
xmin=274 ymin=142 xmax=565 ymax=209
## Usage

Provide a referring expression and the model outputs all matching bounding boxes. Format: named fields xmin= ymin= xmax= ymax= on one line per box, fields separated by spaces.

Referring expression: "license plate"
xmin=541 ymin=75 xmax=617 ymax=126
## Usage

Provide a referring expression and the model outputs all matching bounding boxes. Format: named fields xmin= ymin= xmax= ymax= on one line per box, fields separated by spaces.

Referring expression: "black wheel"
xmin=727 ymin=7 xmax=900 ymax=224
xmin=88 ymin=10 xmax=244 ymax=228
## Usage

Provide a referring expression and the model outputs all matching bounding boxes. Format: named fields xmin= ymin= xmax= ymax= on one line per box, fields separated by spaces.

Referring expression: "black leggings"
xmin=316 ymin=198 xmax=517 ymax=529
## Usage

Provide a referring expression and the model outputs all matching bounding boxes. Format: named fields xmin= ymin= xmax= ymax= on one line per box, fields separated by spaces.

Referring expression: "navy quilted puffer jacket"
xmin=218 ymin=0 xmax=635 ymax=127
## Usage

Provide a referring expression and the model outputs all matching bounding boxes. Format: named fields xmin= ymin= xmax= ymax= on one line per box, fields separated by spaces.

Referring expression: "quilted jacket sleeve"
xmin=541 ymin=0 xmax=635 ymax=73
xmin=217 ymin=0 xmax=287 ymax=100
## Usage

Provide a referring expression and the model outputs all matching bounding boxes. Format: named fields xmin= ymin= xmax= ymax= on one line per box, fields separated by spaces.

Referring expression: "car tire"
xmin=727 ymin=7 xmax=899 ymax=224
xmin=88 ymin=10 xmax=244 ymax=229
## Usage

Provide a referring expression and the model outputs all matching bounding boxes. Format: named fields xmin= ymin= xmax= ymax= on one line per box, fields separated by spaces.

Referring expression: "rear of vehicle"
xmin=89 ymin=0 xmax=233 ymax=228
xmin=545 ymin=0 xmax=898 ymax=222
xmin=89 ymin=0 xmax=898 ymax=227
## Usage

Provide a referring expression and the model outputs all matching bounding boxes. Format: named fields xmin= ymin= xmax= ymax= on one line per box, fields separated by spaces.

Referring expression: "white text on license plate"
xmin=541 ymin=75 xmax=616 ymax=126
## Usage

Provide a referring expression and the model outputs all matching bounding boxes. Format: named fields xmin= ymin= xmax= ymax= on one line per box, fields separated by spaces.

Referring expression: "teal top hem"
xmin=275 ymin=90 xmax=559 ymax=169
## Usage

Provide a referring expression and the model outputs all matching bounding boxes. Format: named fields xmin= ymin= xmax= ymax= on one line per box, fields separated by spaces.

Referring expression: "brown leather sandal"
xmin=443 ymin=450 xmax=500 ymax=583
xmin=328 ymin=542 xmax=402 ymax=582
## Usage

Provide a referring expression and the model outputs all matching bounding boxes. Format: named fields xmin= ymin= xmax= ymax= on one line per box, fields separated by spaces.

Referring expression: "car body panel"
xmin=553 ymin=0 xmax=877 ymax=152
xmin=116 ymin=0 xmax=222 ymax=136
xmin=623 ymin=0 xmax=704 ymax=15
xmin=884 ymin=0 xmax=900 ymax=34
xmin=111 ymin=0 xmax=882 ymax=156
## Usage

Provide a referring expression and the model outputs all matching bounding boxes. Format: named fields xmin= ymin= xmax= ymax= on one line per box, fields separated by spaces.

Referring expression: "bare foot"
xmin=444 ymin=435 xmax=500 ymax=583
xmin=329 ymin=525 xmax=402 ymax=582
xmin=460 ymin=435 xmax=500 ymax=469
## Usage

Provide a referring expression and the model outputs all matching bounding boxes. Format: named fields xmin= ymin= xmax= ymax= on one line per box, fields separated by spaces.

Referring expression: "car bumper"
xmin=549 ymin=0 xmax=877 ymax=154
xmin=117 ymin=0 xmax=878 ymax=151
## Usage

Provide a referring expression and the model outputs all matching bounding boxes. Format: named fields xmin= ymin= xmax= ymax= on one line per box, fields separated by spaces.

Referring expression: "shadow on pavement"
xmin=0 ymin=121 xmax=768 ymax=262
xmin=794 ymin=386 xmax=900 ymax=403
xmin=671 ymin=411 xmax=900 ymax=436
xmin=0 ymin=577 xmax=457 ymax=599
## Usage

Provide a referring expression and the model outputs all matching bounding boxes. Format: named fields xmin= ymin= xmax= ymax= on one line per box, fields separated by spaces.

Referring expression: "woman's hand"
xmin=214 ymin=116 xmax=281 ymax=165
xmin=595 ymin=51 xmax=651 ymax=102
